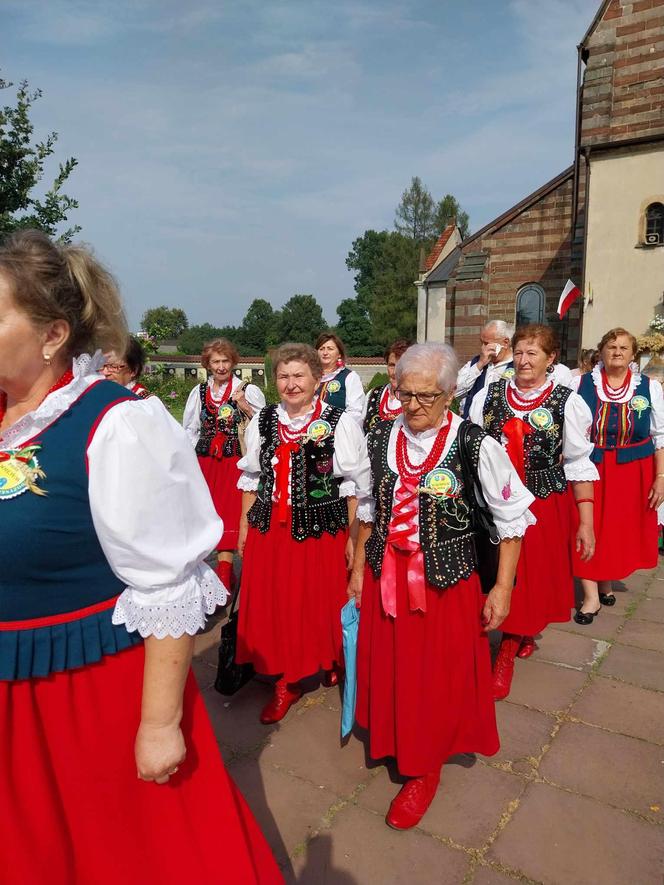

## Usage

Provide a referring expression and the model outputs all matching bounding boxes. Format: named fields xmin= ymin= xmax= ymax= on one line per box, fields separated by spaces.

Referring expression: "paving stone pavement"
xmin=193 ymin=563 xmax=664 ymax=884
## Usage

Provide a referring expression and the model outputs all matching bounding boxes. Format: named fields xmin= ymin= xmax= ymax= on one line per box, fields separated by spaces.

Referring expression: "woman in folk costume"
xmin=572 ymin=327 xmax=664 ymax=622
xmin=236 ymin=343 xmax=370 ymax=724
xmin=0 ymin=231 xmax=282 ymax=885
xmin=469 ymin=324 xmax=598 ymax=698
xmin=183 ymin=338 xmax=265 ymax=587
xmin=363 ymin=338 xmax=411 ymax=434
xmin=102 ymin=336 xmax=151 ymax=398
xmin=349 ymin=343 xmax=534 ymax=831
xmin=315 ymin=331 xmax=366 ymax=425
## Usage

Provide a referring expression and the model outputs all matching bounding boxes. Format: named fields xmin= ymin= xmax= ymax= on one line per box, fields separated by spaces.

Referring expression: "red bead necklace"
xmin=396 ymin=412 xmax=452 ymax=482
xmin=601 ymin=367 xmax=631 ymax=401
xmin=205 ymin=377 xmax=233 ymax=411
xmin=278 ymin=399 xmax=323 ymax=445
xmin=506 ymin=380 xmax=553 ymax=412
xmin=0 ymin=368 xmax=74 ymax=429
xmin=379 ymin=385 xmax=401 ymax=420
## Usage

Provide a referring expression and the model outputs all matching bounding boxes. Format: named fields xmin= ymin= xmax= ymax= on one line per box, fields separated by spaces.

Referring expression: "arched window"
xmin=516 ymin=283 xmax=545 ymax=326
xmin=645 ymin=202 xmax=664 ymax=245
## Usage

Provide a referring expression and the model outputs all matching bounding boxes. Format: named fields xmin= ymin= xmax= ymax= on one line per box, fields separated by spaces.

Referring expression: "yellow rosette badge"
xmin=629 ymin=395 xmax=649 ymax=419
xmin=0 ymin=445 xmax=47 ymax=500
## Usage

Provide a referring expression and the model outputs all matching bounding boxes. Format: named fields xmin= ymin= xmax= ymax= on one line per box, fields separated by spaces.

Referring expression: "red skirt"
xmin=500 ymin=490 xmax=574 ymax=637
xmin=355 ymin=554 xmax=499 ymax=777
xmin=0 ymin=645 xmax=282 ymax=885
xmin=198 ymin=452 xmax=242 ymax=551
xmin=573 ymin=450 xmax=658 ymax=581
xmin=237 ymin=520 xmax=348 ymax=682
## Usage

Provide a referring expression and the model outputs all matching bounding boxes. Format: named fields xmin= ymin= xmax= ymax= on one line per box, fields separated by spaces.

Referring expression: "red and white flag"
xmin=557 ymin=279 xmax=582 ymax=319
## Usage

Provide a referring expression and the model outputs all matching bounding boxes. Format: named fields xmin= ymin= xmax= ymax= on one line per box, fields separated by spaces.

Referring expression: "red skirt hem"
xmin=197 ymin=453 xmax=242 ymax=551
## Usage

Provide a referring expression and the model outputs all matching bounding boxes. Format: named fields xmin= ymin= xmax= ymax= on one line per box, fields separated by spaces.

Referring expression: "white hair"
xmin=484 ymin=319 xmax=514 ymax=340
xmin=395 ymin=342 xmax=459 ymax=394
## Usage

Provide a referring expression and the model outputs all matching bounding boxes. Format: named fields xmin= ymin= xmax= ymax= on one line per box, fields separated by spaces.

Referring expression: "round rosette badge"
xmin=307 ymin=419 xmax=332 ymax=444
xmin=629 ymin=394 xmax=649 ymax=418
xmin=218 ymin=405 xmax=234 ymax=421
xmin=529 ymin=407 xmax=554 ymax=431
xmin=326 ymin=380 xmax=341 ymax=394
xmin=0 ymin=445 xmax=46 ymax=500
xmin=422 ymin=467 xmax=458 ymax=499
xmin=501 ymin=367 xmax=516 ymax=380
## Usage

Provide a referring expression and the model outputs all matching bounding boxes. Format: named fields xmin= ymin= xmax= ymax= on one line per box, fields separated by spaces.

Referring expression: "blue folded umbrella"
xmin=341 ymin=599 xmax=360 ymax=738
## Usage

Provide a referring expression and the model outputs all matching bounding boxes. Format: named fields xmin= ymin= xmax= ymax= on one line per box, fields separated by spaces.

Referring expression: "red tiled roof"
xmin=424 ymin=221 xmax=456 ymax=271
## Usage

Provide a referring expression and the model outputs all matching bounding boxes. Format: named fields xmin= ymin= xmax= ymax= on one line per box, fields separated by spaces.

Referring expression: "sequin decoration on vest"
xmin=364 ymin=420 xmax=486 ymax=591
xmin=577 ymin=371 xmax=654 ymax=465
xmin=247 ymin=404 xmax=349 ymax=541
xmin=0 ymin=381 xmax=143 ymax=680
xmin=481 ymin=379 xmax=572 ymax=499
xmin=364 ymin=384 xmax=402 ymax=434
xmin=194 ymin=381 xmax=243 ymax=459
xmin=317 ymin=367 xmax=350 ymax=411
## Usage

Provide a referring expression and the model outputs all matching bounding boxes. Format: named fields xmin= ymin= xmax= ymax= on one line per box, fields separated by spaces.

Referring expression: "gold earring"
xmin=43 ymin=352 xmax=52 ymax=366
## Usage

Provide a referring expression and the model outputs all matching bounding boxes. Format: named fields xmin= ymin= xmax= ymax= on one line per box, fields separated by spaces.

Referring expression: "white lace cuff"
xmin=112 ymin=563 xmax=228 ymax=639
xmin=654 ymin=437 xmax=664 ymax=451
xmin=237 ymin=473 xmax=260 ymax=492
xmin=494 ymin=508 xmax=536 ymax=541
xmin=357 ymin=501 xmax=375 ymax=523
xmin=564 ymin=461 xmax=600 ymax=482
xmin=339 ymin=479 xmax=356 ymax=498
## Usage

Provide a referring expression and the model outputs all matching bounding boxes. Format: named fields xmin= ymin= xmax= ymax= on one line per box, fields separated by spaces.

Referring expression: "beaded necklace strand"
xmin=506 ymin=380 xmax=553 ymax=412
xmin=395 ymin=412 xmax=452 ymax=482
xmin=601 ymin=367 xmax=631 ymax=402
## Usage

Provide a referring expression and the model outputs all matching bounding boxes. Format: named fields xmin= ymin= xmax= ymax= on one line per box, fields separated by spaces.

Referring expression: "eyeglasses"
xmin=103 ymin=363 xmax=128 ymax=373
xmin=395 ymin=389 xmax=445 ymax=407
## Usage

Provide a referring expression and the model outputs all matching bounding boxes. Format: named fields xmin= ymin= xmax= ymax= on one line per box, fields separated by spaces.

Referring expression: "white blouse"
xmin=571 ymin=362 xmax=664 ymax=450
xmin=238 ymin=400 xmax=371 ymax=503
xmin=183 ymin=375 xmax=266 ymax=446
xmin=0 ymin=353 xmax=227 ymax=639
xmin=469 ymin=379 xmax=599 ymax=483
xmin=457 ymin=358 xmax=574 ymax=411
xmin=319 ymin=366 xmax=366 ymax=425
xmin=357 ymin=412 xmax=536 ymax=542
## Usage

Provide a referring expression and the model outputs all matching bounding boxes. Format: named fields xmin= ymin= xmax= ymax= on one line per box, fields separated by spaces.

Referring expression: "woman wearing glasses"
xmin=102 ymin=338 xmax=150 ymax=398
xmin=348 ymin=343 xmax=534 ymax=831
xmin=469 ymin=324 xmax=598 ymax=699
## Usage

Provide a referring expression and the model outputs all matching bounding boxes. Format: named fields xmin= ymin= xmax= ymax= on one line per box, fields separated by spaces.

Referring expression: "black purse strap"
xmin=457 ymin=420 xmax=500 ymax=544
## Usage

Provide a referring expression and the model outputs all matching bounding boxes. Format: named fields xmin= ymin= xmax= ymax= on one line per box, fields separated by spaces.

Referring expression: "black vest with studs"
xmin=194 ymin=382 xmax=242 ymax=458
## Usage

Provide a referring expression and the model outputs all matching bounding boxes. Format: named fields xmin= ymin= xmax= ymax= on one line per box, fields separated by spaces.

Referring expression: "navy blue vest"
xmin=318 ymin=367 xmax=350 ymax=410
xmin=577 ymin=372 xmax=654 ymax=464
xmin=462 ymin=357 xmax=515 ymax=418
xmin=0 ymin=380 xmax=143 ymax=680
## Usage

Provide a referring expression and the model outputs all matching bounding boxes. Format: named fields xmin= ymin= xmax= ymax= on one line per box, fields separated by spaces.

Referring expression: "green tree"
xmin=178 ymin=323 xmax=229 ymax=355
xmin=369 ymin=233 xmax=420 ymax=343
xmin=434 ymin=194 xmax=470 ymax=240
xmin=0 ymin=77 xmax=80 ymax=241
xmin=141 ymin=306 xmax=189 ymax=341
xmin=239 ymin=298 xmax=276 ymax=354
xmin=345 ymin=229 xmax=390 ymax=309
xmin=275 ymin=294 xmax=326 ymax=344
xmin=335 ymin=297 xmax=377 ymax=356
xmin=394 ymin=176 xmax=436 ymax=243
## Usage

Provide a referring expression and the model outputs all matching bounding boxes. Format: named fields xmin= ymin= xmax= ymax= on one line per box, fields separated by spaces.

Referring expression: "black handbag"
xmin=214 ymin=583 xmax=254 ymax=696
xmin=457 ymin=420 xmax=501 ymax=594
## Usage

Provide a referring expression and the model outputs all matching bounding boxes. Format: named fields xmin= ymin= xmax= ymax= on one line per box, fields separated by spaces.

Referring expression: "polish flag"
xmin=557 ymin=279 xmax=582 ymax=319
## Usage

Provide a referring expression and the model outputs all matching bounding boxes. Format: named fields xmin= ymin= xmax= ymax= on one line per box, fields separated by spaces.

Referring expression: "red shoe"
xmin=492 ymin=634 xmax=521 ymax=701
xmin=322 ymin=666 xmax=345 ymax=688
xmin=216 ymin=558 xmax=233 ymax=589
xmin=386 ymin=771 xmax=440 ymax=830
xmin=260 ymin=681 xmax=302 ymax=724
xmin=516 ymin=636 xmax=537 ymax=659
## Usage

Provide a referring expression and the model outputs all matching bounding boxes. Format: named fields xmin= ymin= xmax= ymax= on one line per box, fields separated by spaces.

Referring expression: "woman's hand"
xmin=237 ymin=517 xmax=249 ymax=558
xmin=135 ymin=722 xmax=186 ymax=784
xmin=575 ymin=522 xmax=596 ymax=561
xmin=347 ymin=568 xmax=363 ymax=609
xmin=648 ymin=475 xmax=664 ymax=510
xmin=345 ymin=536 xmax=355 ymax=571
xmin=482 ymin=584 xmax=512 ymax=632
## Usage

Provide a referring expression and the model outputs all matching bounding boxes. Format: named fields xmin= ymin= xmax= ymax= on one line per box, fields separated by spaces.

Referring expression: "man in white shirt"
xmin=457 ymin=320 xmax=515 ymax=417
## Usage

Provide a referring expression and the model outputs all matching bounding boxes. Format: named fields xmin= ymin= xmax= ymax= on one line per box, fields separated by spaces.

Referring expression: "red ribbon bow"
xmin=380 ymin=476 xmax=427 ymax=618
xmin=502 ymin=416 xmax=533 ymax=481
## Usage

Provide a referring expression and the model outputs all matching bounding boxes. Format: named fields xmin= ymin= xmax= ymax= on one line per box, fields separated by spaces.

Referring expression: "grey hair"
xmin=395 ymin=342 xmax=459 ymax=394
xmin=484 ymin=319 xmax=514 ymax=340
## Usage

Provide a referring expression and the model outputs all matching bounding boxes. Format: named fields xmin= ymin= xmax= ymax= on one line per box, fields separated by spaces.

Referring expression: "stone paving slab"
xmin=506 ymin=658 xmax=587 ymax=713
xmin=485 ymin=702 xmax=555 ymax=774
xmin=529 ymin=627 xmax=606 ymax=670
xmin=599 ymin=642 xmax=664 ymax=692
xmin=616 ymin=616 xmax=664 ymax=653
xmin=570 ymin=676 xmax=664 ymax=745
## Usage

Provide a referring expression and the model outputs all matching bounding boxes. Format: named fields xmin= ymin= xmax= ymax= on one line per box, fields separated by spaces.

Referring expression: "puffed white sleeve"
xmin=456 ymin=359 xmax=481 ymax=399
xmin=332 ymin=411 xmax=372 ymax=501
xmin=553 ymin=363 xmax=574 ymax=389
xmin=468 ymin=385 xmax=490 ymax=428
xmin=244 ymin=383 xmax=266 ymax=414
xmin=86 ymin=398 xmax=227 ymax=639
xmin=562 ymin=393 xmax=600 ymax=482
xmin=182 ymin=383 xmax=202 ymax=446
xmin=344 ymin=370 xmax=367 ymax=425
xmin=650 ymin=379 xmax=664 ymax=450
xmin=236 ymin=411 xmax=262 ymax=491
xmin=476 ymin=435 xmax=536 ymax=540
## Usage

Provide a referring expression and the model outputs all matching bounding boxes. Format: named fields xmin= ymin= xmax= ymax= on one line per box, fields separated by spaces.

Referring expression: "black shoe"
xmin=599 ymin=592 xmax=616 ymax=606
xmin=574 ymin=607 xmax=601 ymax=625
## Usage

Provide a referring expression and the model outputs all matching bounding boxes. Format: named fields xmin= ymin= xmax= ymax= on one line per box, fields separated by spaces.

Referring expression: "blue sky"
xmin=1 ymin=0 xmax=599 ymax=331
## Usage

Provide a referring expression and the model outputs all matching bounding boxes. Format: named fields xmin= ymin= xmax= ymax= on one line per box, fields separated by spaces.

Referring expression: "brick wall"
xmin=581 ymin=0 xmax=664 ymax=145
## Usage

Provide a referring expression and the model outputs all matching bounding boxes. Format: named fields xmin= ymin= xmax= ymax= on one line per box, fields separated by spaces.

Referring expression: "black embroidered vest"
xmin=364 ymin=419 xmax=485 ymax=590
xmin=363 ymin=385 xmax=384 ymax=434
xmin=194 ymin=382 xmax=242 ymax=458
xmin=247 ymin=404 xmax=349 ymax=541
xmin=482 ymin=379 xmax=572 ymax=499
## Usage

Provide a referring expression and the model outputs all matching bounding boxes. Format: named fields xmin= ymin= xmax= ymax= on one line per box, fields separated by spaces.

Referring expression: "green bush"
xmin=143 ymin=368 xmax=200 ymax=422
xmin=366 ymin=371 xmax=388 ymax=391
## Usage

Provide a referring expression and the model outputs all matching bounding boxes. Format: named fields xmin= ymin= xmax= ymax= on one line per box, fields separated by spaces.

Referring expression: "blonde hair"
xmin=0 ymin=229 xmax=128 ymax=357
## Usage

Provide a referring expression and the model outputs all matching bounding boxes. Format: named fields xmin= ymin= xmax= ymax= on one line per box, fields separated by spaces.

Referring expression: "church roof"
xmin=425 ymin=246 xmax=462 ymax=284
xmin=579 ymin=0 xmax=612 ymax=48
xmin=424 ymin=221 xmax=456 ymax=271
